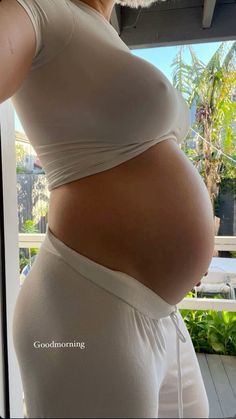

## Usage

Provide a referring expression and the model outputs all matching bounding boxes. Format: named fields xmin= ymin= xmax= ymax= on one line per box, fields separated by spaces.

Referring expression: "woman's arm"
xmin=0 ymin=0 xmax=36 ymax=104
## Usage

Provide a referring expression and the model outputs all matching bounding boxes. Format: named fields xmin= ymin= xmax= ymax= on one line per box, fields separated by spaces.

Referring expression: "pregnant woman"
xmin=1 ymin=0 xmax=214 ymax=417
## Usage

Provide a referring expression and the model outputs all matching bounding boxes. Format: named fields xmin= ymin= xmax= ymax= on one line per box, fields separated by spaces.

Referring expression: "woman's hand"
xmin=195 ymin=271 xmax=208 ymax=287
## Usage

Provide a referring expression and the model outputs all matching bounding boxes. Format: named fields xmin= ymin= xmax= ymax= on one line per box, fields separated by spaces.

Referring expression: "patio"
xmin=197 ymin=354 xmax=236 ymax=419
xmin=21 ymin=353 xmax=236 ymax=418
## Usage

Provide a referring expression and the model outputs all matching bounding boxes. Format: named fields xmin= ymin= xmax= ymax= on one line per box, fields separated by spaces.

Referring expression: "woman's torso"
xmin=48 ymin=137 xmax=215 ymax=306
xmin=11 ymin=0 xmax=215 ymax=305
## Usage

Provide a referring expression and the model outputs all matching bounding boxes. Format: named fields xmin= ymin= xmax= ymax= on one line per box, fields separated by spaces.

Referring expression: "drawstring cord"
xmin=169 ymin=305 xmax=187 ymax=419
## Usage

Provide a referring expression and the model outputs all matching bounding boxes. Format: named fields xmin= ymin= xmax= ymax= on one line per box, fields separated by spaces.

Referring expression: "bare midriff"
xmin=48 ymin=138 xmax=215 ymax=305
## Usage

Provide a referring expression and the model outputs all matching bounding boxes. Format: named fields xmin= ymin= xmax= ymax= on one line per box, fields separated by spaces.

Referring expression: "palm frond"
xmin=222 ymin=41 xmax=236 ymax=71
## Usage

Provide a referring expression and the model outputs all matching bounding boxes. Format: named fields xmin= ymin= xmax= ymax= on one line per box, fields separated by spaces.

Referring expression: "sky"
xmin=14 ymin=40 xmax=234 ymax=133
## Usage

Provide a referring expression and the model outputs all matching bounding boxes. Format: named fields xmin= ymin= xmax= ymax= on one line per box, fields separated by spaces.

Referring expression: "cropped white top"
xmin=11 ymin=0 xmax=191 ymax=191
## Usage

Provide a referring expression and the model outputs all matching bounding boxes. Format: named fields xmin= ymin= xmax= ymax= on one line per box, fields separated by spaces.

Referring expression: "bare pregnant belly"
xmin=48 ymin=138 xmax=215 ymax=305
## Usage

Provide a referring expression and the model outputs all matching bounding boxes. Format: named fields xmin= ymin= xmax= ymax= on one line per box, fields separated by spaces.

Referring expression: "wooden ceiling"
xmin=110 ymin=0 xmax=236 ymax=49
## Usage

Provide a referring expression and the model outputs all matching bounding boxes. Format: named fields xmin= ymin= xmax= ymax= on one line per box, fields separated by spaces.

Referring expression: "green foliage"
xmin=19 ymin=250 xmax=29 ymax=273
xmin=16 ymin=165 xmax=26 ymax=173
xmin=21 ymin=219 xmax=39 ymax=234
xmin=20 ymin=220 xmax=40 ymax=269
xmin=185 ymin=290 xmax=196 ymax=298
xmin=180 ymin=308 xmax=236 ymax=355
xmin=171 ymin=41 xmax=236 ymax=205
xmin=19 ymin=250 xmax=38 ymax=273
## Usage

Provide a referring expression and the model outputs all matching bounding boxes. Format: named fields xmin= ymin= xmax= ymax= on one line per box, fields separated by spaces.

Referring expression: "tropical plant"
xmin=171 ymin=42 xmax=236 ymax=207
xmin=180 ymin=308 xmax=236 ymax=355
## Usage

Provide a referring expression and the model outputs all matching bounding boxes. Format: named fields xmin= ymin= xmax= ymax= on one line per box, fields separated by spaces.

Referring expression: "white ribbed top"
xmin=12 ymin=0 xmax=191 ymax=191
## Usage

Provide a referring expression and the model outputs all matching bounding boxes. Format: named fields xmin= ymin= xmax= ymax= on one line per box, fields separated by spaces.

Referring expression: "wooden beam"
xmin=110 ymin=4 xmax=122 ymax=36
xmin=202 ymin=0 xmax=216 ymax=28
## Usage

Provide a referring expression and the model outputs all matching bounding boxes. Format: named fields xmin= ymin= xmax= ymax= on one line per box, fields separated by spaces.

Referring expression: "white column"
xmin=0 ymin=99 xmax=24 ymax=418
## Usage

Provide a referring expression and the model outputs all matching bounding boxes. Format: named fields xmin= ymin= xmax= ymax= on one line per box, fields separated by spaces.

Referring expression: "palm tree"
xmin=171 ymin=42 xmax=236 ymax=209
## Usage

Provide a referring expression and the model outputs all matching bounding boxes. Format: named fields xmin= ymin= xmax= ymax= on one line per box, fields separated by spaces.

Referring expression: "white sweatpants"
xmin=12 ymin=225 xmax=209 ymax=418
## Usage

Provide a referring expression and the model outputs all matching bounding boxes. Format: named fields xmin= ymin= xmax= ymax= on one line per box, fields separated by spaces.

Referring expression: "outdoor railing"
xmin=18 ymin=233 xmax=236 ymax=312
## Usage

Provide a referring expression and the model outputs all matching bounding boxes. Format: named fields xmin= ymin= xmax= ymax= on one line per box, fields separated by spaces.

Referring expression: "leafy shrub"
xmin=180 ymin=308 xmax=236 ymax=355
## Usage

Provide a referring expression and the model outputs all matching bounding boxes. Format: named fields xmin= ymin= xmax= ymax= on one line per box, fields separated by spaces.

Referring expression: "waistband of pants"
xmin=41 ymin=224 xmax=177 ymax=321
xmin=42 ymin=224 xmax=187 ymax=418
